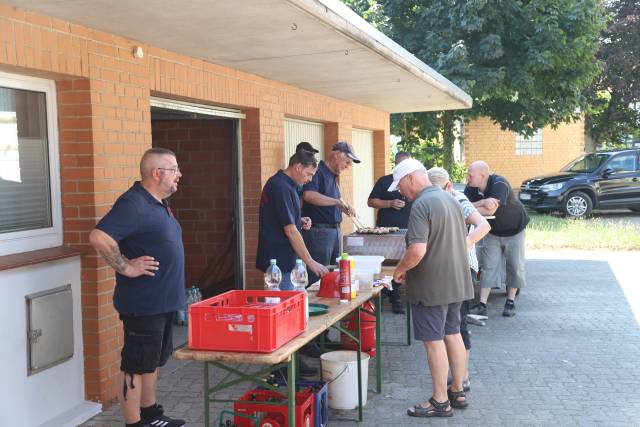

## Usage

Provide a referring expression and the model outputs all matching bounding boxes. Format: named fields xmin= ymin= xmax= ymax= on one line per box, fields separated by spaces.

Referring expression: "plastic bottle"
xmin=291 ymin=259 xmax=309 ymax=323
xmin=264 ymin=259 xmax=282 ymax=304
xmin=194 ymin=286 xmax=202 ymax=302
xmin=339 ymin=253 xmax=352 ymax=301
xmin=350 ymin=257 xmax=357 ymax=299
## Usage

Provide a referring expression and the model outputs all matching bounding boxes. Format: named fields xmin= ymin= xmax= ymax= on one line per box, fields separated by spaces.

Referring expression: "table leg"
xmin=406 ymin=301 xmax=412 ymax=346
xmin=204 ymin=362 xmax=210 ymax=427
xmin=356 ymin=305 xmax=363 ymax=422
xmin=375 ymin=291 xmax=382 ymax=393
xmin=288 ymin=352 xmax=297 ymax=427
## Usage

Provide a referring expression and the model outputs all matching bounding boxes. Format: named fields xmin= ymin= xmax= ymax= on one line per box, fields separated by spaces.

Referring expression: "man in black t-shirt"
xmin=464 ymin=161 xmax=529 ymax=318
xmin=367 ymin=151 xmax=413 ymax=313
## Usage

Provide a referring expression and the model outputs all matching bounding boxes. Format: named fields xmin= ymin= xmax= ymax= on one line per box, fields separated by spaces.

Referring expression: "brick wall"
xmin=0 ymin=4 xmax=390 ymax=405
xmin=151 ymin=119 xmax=235 ymax=294
xmin=464 ymin=117 xmax=585 ymax=187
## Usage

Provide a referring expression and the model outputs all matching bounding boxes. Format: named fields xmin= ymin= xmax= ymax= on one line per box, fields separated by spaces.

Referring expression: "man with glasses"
xmin=301 ymin=141 xmax=360 ymax=285
xmin=89 ymin=147 xmax=185 ymax=427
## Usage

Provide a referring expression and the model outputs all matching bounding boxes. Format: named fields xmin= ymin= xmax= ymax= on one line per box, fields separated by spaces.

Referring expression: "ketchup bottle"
xmin=339 ymin=253 xmax=352 ymax=301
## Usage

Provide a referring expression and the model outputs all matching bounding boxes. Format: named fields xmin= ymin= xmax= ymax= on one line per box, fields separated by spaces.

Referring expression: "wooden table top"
xmin=173 ymin=287 xmax=383 ymax=365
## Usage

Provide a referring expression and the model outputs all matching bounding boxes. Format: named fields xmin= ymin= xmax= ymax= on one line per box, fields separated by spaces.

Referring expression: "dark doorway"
xmin=151 ymin=107 xmax=241 ymax=297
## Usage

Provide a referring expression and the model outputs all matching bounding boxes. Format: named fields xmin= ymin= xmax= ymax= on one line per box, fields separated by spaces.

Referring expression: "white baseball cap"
xmin=388 ymin=158 xmax=427 ymax=192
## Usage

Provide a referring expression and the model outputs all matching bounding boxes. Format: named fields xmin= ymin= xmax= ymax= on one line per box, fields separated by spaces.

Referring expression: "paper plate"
xmin=309 ymin=303 xmax=329 ymax=316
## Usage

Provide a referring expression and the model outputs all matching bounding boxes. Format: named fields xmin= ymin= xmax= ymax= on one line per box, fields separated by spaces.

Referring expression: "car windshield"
xmin=562 ymin=153 xmax=610 ymax=173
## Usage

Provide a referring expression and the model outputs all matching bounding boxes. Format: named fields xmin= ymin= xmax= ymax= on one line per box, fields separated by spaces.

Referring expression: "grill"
xmin=343 ymin=229 xmax=407 ymax=263
xmin=520 ymin=182 xmax=541 ymax=191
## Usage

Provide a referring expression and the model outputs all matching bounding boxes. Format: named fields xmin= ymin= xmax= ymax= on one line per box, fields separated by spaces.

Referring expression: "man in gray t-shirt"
xmin=389 ymin=159 xmax=473 ymax=418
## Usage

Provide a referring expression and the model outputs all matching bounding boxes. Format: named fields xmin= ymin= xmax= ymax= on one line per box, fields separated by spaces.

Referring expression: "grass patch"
xmin=525 ymin=212 xmax=640 ymax=250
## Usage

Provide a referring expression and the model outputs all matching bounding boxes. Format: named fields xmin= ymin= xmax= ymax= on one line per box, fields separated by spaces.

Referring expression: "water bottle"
xmin=291 ymin=259 xmax=309 ymax=323
xmin=194 ymin=286 xmax=202 ymax=302
xmin=264 ymin=259 xmax=282 ymax=304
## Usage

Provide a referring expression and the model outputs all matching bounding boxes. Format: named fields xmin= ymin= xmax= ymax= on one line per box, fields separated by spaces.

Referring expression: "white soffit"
xmin=5 ymin=0 xmax=472 ymax=113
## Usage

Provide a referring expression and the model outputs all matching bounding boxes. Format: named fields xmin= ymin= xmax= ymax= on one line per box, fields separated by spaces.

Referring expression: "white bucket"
xmin=320 ymin=350 xmax=370 ymax=410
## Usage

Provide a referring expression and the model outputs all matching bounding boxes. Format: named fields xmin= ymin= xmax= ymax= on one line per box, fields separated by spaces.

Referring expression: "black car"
xmin=518 ymin=149 xmax=640 ymax=218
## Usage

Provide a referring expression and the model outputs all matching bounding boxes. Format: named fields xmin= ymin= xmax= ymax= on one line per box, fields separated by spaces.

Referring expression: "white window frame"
xmin=515 ymin=129 xmax=543 ymax=156
xmin=0 ymin=71 xmax=62 ymax=256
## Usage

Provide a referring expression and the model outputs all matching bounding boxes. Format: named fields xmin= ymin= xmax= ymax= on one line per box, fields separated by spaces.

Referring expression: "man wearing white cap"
xmin=390 ymin=159 xmax=473 ymax=418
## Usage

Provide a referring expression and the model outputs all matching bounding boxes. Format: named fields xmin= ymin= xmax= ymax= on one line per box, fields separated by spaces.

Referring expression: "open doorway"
xmin=150 ymin=98 xmax=245 ymax=347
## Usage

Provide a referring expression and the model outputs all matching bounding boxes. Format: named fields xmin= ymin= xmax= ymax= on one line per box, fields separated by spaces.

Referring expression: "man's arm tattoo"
xmin=99 ymin=244 xmax=129 ymax=274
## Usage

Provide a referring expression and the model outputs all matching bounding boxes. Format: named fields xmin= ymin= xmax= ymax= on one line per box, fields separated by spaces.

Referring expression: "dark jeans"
xmin=302 ymin=226 xmax=342 ymax=285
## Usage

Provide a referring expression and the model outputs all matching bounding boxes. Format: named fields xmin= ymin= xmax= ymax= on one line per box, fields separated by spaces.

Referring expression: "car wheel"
xmin=563 ymin=191 xmax=593 ymax=218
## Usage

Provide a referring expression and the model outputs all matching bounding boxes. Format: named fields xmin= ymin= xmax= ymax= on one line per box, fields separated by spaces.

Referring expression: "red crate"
xmin=188 ymin=290 xmax=306 ymax=352
xmin=233 ymin=388 xmax=314 ymax=427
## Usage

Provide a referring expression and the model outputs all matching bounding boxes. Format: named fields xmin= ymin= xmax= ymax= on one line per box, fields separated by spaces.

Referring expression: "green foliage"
xmin=344 ymin=0 xmax=607 ymax=168
xmin=585 ymin=0 xmax=640 ymax=146
xmin=449 ymin=161 xmax=467 ymax=184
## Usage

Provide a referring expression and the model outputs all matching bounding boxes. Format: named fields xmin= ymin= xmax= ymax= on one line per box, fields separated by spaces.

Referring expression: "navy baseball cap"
xmin=332 ymin=141 xmax=361 ymax=163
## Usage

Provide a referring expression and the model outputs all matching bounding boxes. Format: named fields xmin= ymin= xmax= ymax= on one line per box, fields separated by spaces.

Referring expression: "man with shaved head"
xmin=390 ymin=159 xmax=473 ymax=418
xmin=464 ymin=161 xmax=529 ymax=318
xmin=89 ymin=147 xmax=186 ymax=427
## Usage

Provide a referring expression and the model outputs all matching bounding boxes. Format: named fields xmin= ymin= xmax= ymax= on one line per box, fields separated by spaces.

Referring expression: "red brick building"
xmin=0 ymin=1 xmax=470 ymax=424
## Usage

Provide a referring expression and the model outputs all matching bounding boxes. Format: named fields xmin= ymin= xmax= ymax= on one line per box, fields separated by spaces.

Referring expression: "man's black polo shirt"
xmin=302 ymin=161 xmax=341 ymax=225
xmin=256 ymin=170 xmax=301 ymax=273
xmin=464 ymin=174 xmax=529 ymax=237
xmin=96 ymin=182 xmax=185 ymax=316
xmin=368 ymin=174 xmax=413 ymax=228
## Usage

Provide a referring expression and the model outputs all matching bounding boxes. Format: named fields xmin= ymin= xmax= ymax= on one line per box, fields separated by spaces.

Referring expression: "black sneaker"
xmin=503 ymin=300 xmax=516 ymax=317
xmin=391 ymin=300 xmax=405 ymax=314
xmin=299 ymin=341 xmax=322 ymax=358
xmin=140 ymin=404 xmax=185 ymax=427
xmin=273 ymin=359 xmax=318 ymax=381
xmin=468 ymin=303 xmax=487 ymax=316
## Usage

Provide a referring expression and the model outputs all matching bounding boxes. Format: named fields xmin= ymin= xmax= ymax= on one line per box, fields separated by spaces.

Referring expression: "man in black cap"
xmin=296 ymin=141 xmax=319 ymax=154
xmin=294 ymin=142 xmax=320 ymax=200
xmin=302 ymin=141 xmax=360 ymax=285
xmin=367 ymin=151 xmax=413 ymax=314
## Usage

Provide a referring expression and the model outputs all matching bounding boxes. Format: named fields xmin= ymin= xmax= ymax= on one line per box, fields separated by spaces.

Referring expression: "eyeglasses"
xmin=157 ymin=166 xmax=180 ymax=174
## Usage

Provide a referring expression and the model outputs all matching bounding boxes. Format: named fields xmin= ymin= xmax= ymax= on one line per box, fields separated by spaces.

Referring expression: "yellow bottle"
xmin=350 ymin=257 xmax=357 ymax=298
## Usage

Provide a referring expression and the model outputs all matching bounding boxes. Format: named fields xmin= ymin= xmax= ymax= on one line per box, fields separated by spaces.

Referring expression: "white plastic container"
xmin=335 ymin=255 xmax=384 ymax=274
xmin=321 ymin=350 xmax=370 ymax=409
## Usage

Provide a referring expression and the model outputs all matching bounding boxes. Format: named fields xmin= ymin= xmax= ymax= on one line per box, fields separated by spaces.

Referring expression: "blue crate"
xmin=269 ymin=379 xmax=328 ymax=427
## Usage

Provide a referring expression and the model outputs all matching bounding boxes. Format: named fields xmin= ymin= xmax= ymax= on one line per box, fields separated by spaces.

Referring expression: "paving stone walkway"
xmin=82 ymin=251 xmax=640 ymax=427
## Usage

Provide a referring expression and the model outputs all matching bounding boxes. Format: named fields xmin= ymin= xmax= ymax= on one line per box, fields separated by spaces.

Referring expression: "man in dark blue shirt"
xmin=294 ymin=141 xmax=320 ymax=199
xmin=256 ymin=150 xmax=328 ymax=288
xmin=367 ymin=151 xmax=413 ymax=313
xmin=89 ymin=148 xmax=185 ymax=427
xmin=302 ymin=141 xmax=359 ymax=285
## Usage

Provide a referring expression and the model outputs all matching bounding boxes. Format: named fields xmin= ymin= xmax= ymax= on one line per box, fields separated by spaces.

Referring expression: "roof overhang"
xmin=4 ymin=0 xmax=472 ymax=113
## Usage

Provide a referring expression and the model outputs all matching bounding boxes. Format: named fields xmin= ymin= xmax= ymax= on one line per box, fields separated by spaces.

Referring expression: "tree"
xmin=344 ymin=0 xmax=607 ymax=170
xmin=585 ymin=0 xmax=640 ymax=150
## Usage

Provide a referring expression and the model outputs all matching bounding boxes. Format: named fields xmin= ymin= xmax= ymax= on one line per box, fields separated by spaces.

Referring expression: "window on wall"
xmin=0 ymin=72 xmax=61 ymax=256
xmin=515 ymin=129 xmax=543 ymax=155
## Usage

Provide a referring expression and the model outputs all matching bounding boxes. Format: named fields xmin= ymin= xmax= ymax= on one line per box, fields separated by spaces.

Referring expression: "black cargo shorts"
xmin=119 ymin=312 xmax=175 ymax=374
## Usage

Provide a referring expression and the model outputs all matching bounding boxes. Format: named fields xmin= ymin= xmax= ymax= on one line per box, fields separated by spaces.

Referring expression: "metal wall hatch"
xmin=26 ymin=284 xmax=74 ymax=375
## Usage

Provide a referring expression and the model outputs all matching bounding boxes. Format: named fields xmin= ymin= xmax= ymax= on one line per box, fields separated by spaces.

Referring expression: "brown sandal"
xmin=407 ymin=397 xmax=453 ymax=417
